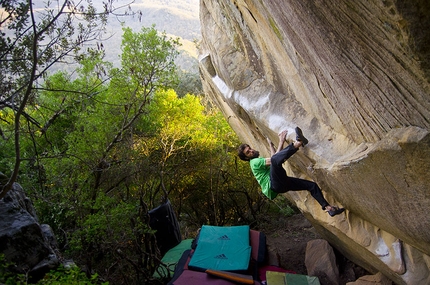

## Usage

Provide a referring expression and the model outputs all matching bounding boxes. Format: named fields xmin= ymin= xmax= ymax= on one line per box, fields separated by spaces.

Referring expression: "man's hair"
xmin=237 ymin=144 xmax=250 ymax=161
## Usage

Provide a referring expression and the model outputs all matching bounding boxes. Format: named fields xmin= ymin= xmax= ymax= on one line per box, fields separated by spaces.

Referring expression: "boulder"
xmin=347 ymin=272 xmax=393 ymax=285
xmin=198 ymin=0 xmax=430 ymax=284
xmin=0 ymin=182 xmax=60 ymax=279
xmin=305 ymin=239 xmax=339 ymax=285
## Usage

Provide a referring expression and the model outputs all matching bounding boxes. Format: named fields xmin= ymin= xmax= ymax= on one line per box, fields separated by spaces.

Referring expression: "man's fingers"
xmin=278 ymin=130 xmax=288 ymax=138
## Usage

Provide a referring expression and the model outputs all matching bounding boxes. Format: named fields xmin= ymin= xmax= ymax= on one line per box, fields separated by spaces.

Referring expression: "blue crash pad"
xmin=188 ymin=225 xmax=251 ymax=272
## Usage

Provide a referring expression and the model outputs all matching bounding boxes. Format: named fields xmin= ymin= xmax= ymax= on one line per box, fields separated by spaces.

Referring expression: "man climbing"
xmin=238 ymin=127 xmax=345 ymax=217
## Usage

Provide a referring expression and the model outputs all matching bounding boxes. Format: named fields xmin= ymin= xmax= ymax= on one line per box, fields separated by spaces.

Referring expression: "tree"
xmin=0 ymin=0 xmax=134 ymax=198
xmin=25 ymin=26 xmax=181 ymax=283
xmin=139 ymin=89 xmax=264 ymax=226
xmin=175 ymin=67 xmax=203 ymax=97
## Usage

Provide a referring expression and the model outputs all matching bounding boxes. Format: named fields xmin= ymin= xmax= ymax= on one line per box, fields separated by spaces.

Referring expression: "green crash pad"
xmin=153 ymin=239 xmax=193 ymax=278
xmin=188 ymin=225 xmax=251 ymax=272
xmin=266 ymin=271 xmax=320 ymax=285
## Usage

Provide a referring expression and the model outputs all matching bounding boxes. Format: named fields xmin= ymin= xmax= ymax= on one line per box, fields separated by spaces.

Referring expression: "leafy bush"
xmin=0 ymin=254 xmax=26 ymax=285
xmin=0 ymin=255 xmax=105 ymax=285
xmin=37 ymin=265 xmax=107 ymax=285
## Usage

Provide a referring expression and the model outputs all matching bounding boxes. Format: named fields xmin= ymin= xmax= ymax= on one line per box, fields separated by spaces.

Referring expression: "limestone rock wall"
xmin=198 ymin=0 xmax=430 ymax=284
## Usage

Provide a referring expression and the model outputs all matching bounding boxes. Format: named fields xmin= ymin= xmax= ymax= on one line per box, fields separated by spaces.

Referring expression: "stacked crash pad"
xmin=188 ymin=225 xmax=251 ymax=272
xmin=155 ymin=224 xmax=320 ymax=285
xmin=166 ymin=225 xmax=264 ymax=284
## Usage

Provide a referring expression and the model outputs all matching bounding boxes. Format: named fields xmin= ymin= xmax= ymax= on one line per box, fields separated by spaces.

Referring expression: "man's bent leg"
xmin=271 ymin=143 xmax=298 ymax=166
xmin=285 ymin=177 xmax=330 ymax=210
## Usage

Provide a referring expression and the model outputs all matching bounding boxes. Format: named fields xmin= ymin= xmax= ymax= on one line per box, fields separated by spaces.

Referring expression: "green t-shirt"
xmin=250 ymin=158 xmax=278 ymax=200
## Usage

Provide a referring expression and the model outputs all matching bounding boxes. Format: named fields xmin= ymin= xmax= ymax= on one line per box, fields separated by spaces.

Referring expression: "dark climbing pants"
xmin=270 ymin=143 xmax=329 ymax=210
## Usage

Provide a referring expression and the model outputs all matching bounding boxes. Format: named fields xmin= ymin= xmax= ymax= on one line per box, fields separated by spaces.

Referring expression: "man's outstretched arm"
xmin=267 ymin=137 xmax=276 ymax=156
xmin=276 ymin=130 xmax=288 ymax=153
xmin=265 ymin=130 xmax=288 ymax=165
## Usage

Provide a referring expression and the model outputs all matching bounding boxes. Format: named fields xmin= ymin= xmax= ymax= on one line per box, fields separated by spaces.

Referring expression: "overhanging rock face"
xmin=198 ymin=0 xmax=430 ymax=284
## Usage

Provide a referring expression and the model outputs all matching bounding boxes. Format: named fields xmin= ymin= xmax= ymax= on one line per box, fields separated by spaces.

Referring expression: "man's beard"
xmin=251 ymin=150 xmax=259 ymax=159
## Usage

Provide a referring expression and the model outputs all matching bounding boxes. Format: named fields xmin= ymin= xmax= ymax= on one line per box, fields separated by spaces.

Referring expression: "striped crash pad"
xmin=266 ymin=271 xmax=321 ymax=285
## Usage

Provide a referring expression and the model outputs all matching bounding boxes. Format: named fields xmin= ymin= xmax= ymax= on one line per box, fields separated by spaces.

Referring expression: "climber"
xmin=237 ymin=127 xmax=345 ymax=217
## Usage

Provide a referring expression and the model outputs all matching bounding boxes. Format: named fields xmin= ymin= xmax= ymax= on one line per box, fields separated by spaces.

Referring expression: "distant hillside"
xmin=101 ymin=0 xmax=201 ymax=71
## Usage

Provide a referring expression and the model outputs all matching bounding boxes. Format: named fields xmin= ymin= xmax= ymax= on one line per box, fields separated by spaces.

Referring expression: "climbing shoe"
xmin=327 ymin=206 xmax=345 ymax=217
xmin=295 ymin=127 xmax=309 ymax=146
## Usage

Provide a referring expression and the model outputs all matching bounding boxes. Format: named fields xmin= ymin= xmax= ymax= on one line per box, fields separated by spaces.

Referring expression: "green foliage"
xmin=143 ymin=89 xmax=205 ymax=145
xmin=175 ymin=68 xmax=203 ymax=97
xmin=23 ymin=26 xmax=185 ymax=284
xmin=0 ymin=109 xmax=16 ymax=174
xmin=0 ymin=0 xmax=122 ymax=198
xmin=37 ymin=265 xmax=107 ymax=285
xmin=0 ymin=254 xmax=105 ymax=285
xmin=120 ymin=26 xmax=179 ymax=91
xmin=69 ymin=194 xmax=152 ymax=252
xmin=275 ymin=196 xmax=298 ymax=217
xmin=0 ymin=254 xmax=26 ymax=285
xmin=138 ymin=88 xmax=264 ymax=227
